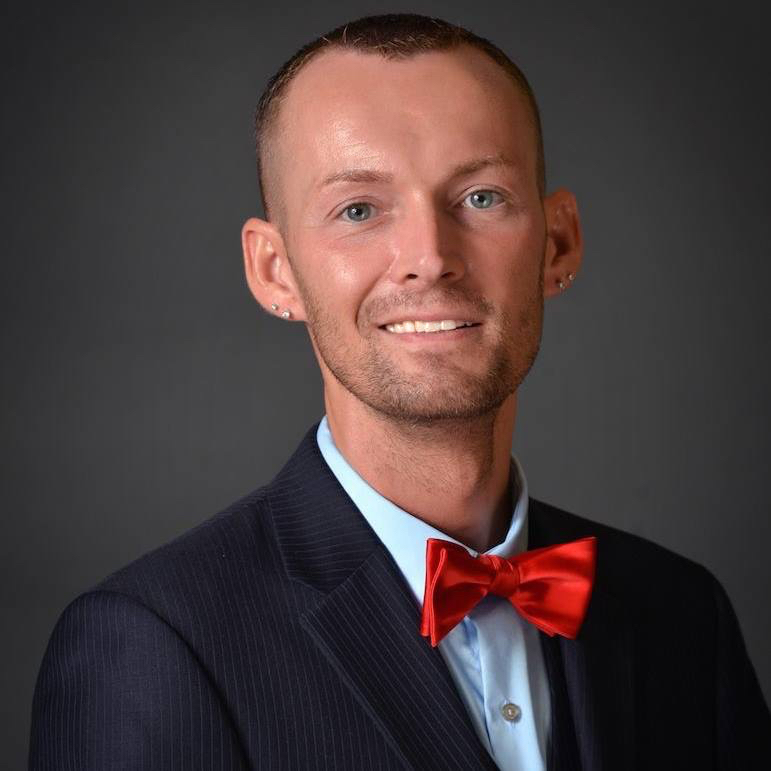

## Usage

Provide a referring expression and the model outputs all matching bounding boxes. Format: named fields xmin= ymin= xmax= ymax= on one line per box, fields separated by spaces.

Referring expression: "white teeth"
xmin=384 ymin=320 xmax=475 ymax=334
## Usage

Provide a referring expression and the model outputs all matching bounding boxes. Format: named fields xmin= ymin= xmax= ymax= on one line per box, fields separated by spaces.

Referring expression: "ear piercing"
xmin=269 ymin=302 xmax=292 ymax=319
xmin=557 ymin=273 xmax=575 ymax=290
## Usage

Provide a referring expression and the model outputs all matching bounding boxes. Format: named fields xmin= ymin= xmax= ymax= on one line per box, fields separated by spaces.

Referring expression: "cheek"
xmin=471 ymin=213 xmax=545 ymax=288
xmin=294 ymin=234 xmax=385 ymax=322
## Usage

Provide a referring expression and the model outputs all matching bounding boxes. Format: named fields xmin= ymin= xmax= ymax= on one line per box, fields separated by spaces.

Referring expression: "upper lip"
xmin=377 ymin=312 xmax=482 ymax=327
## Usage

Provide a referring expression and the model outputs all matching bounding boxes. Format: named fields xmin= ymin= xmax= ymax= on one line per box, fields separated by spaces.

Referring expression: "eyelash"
xmin=337 ymin=189 xmax=506 ymax=223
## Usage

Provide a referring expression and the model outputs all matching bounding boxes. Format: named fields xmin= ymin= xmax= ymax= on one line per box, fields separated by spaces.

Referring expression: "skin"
xmin=242 ymin=44 xmax=582 ymax=552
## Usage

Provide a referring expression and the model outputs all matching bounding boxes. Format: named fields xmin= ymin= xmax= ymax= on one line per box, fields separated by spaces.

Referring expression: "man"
xmin=29 ymin=12 xmax=770 ymax=770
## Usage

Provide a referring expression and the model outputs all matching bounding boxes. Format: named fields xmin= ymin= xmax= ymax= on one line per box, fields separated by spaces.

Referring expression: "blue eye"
xmin=464 ymin=190 xmax=503 ymax=209
xmin=341 ymin=203 xmax=372 ymax=222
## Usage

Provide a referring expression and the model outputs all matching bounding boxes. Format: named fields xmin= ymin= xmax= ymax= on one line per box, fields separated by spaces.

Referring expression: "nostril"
xmin=406 ymin=273 xmax=418 ymax=279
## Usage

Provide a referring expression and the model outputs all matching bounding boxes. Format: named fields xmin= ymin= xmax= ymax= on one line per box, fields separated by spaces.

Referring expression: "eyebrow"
xmin=450 ymin=152 xmax=517 ymax=178
xmin=319 ymin=168 xmax=393 ymax=189
xmin=316 ymin=152 xmax=517 ymax=192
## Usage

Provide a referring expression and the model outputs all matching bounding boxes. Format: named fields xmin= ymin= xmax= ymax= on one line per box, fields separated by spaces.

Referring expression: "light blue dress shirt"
xmin=316 ymin=416 xmax=551 ymax=771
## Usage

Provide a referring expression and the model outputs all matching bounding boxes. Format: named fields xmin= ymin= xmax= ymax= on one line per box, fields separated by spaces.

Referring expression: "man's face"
xmin=275 ymin=45 xmax=547 ymax=424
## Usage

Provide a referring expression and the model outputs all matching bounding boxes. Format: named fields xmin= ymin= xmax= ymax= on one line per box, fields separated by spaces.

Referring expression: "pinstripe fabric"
xmin=30 ymin=423 xmax=771 ymax=770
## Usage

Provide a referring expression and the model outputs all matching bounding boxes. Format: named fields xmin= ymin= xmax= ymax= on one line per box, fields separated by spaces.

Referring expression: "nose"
xmin=387 ymin=199 xmax=466 ymax=288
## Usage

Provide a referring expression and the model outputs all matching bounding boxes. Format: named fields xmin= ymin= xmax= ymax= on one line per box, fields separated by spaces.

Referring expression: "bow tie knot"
xmin=420 ymin=536 xmax=597 ymax=647
xmin=484 ymin=554 xmax=521 ymax=596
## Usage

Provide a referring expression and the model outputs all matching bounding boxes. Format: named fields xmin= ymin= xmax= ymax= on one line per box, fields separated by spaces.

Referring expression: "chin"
xmin=355 ymin=376 xmax=515 ymax=425
xmin=369 ymin=401 xmax=509 ymax=427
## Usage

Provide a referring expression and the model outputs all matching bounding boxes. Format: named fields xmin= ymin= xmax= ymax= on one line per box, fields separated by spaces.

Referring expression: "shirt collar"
xmin=315 ymin=415 xmax=530 ymax=606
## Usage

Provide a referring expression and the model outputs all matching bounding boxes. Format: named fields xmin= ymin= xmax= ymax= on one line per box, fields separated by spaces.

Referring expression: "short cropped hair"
xmin=254 ymin=13 xmax=545 ymax=225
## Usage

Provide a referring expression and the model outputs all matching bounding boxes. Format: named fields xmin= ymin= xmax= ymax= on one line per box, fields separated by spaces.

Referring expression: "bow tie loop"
xmin=420 ymin=536 xmax=597 ymax=646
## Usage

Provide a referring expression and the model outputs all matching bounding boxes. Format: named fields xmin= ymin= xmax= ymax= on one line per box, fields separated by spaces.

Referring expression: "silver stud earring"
xmin=281 ymin=309 xmax=291 ymax=319
xmin=557 ymin=279 xmax=566 ymax=290
xmin=271 ymin=303 xmax=279 ymax=311
xmin=567 ymin=273 xmax=575 ymax=282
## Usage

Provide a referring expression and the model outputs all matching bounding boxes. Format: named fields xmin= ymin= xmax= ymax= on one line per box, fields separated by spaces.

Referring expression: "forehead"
xmin=274 ymin=45 xmax=536 ymax=205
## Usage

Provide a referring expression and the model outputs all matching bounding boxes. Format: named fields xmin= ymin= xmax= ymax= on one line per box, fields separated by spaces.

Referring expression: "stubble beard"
xmin=294 ymin=268 xmax=545 ymax=427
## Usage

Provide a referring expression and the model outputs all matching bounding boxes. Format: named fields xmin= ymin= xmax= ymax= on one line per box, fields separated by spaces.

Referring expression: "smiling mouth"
xmin=380 ymin=320 xmax=480 ymax=334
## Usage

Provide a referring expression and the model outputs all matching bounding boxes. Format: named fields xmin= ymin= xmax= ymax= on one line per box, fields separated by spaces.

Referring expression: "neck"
xmin=324 ymin=384 xmax=517 ymax=553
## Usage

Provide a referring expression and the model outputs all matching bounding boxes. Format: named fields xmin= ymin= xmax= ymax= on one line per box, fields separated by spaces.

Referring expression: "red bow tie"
xmin=420 ymin=536 xmax=597 ymax=646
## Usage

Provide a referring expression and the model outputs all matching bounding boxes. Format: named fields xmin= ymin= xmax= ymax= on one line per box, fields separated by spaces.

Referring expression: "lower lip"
xmin=378 ymin=325 xmax=481 ymax=343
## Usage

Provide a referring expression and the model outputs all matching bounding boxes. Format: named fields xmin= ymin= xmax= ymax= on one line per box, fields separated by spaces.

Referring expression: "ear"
xmin=542 ymin=188 xmax=583 ymax=299
xmin=241 ymin=217 xmax=307 ymax=321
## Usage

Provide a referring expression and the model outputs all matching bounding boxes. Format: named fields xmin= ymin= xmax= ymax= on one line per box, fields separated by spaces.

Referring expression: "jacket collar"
xmin=266 ymin=423 xmax=497 ymax=770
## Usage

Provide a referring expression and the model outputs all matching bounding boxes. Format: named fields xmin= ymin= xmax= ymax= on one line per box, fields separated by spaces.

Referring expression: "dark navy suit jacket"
xmin=29 ymin=424 xmax=771 ymax=769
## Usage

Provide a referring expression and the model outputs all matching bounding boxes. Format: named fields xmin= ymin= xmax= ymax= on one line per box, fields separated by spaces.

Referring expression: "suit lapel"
xmin=539 ymin=632 xmax=581 ymax=771
xmin=529 ymin=499 xmax=636 ymax=771
xmin=267 ymin=425 xmax=496 ymax=770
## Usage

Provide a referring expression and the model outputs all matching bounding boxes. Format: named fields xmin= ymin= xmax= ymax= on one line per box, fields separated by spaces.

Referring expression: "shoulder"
xmin=80 ymin=483 xmax=288 ymax=624
xmin=35 ymin=483 xmax=292 ymax=689
xmin=529 ymin=496 xmax=718 ymax=616
xmin=29 ymin=493 xmax=263 ymax=769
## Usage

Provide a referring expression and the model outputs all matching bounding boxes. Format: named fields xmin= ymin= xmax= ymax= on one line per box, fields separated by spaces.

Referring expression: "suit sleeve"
xmin=28 ymin=589 xmax=249 ymax=770
xmin=711 ymin=574 xmax=771 ymax=768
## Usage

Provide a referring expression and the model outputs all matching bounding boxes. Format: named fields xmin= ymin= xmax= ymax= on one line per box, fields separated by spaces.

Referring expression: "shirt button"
xmin=501 ymin=702 xmax=521 ymax=722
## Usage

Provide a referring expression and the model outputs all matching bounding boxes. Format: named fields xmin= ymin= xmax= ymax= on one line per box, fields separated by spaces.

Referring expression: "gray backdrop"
xmin=3 ymin=0 xmax=769 ymax=766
